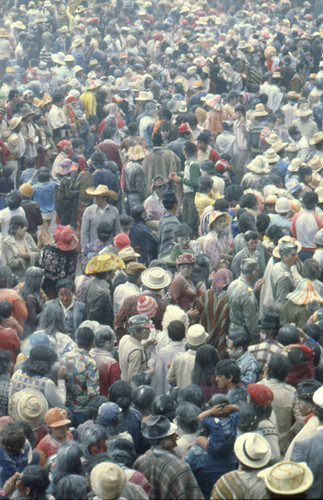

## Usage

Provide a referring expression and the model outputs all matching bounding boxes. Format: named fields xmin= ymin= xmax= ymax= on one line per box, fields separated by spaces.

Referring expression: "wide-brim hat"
xmin=9 ymin=116 xmax=22 ymax=130
xmin=254 ymin=103 xmax=268 ymax=117
xmin=12 ymin=21 xmax=26 ymax=30
xmin=208 ymin=210 xmax=231 ymax=229
xmin=308 ymin=156 xmax=323 ymax=172
xmin=51 ymin=51 xmax=65 ymax=65
xmin=174 ymin=75 xmax=189 ymax=92
xmin=286 ymin=91 xmax=300 ymax=100
xmin=273 ymin=236 xmax=302 ymax=259
xmin=234 ymin=432 xmax=271 ymax=468
xmin=272 ymin=140 xmax=288 ymax=153
xmin=297 ymin=103 xmax=312 ymax=117
xmin=176 ymin=252 xmax=196 ymax=266
xmin=285 ymin=142 xmax=298 ymax=153
xmin=187 ymin=324 xmax=209 ymax=346
xmin=135 ymin=91 xmax=154 ymax=102
xmin=21 ymin=330 xmax=56 ymax=358
xmin=72 ymin=37 xmax=84 ymax=48
xmin=309 ymin=131 xmax=323 ymax=146
xmin=86 ymin=184 xmax=118 ymax=200
xmin=247 ymin=155 xmax=270 ymax=174
xmin=264 ymin=148 xmax=280 ymax=163
xmin=142 ymin=415 xmax=177 ymax=439
xmin=286 ymin=278 xmax=323 ymax=306
xmin=86 ymin=253 xmax=125 ymax=275
xmin=91 ymin=462 xmax=127 ymax=500
xmin=259 ymin=314 xmax=280 ymax=330
xmin=141 ymin=267 xmax=172 ymax=289
xmin=266 ymin=133 xmax=280 ymax=146
xmin=117 ymin=246 xmax=140 ymax=262
xmin=20 ymin=104 xmax=36 ymax=119
xmin=287 ymin=158 xmax=303 ymax=172
xmin=58 ymin=161 xmax=78 ymax=176
xmin=9 ymin=388 xmax=49 ymax=430
xmin=315 ymin=187 xmax=323 ymax=204
xmin=258 ymin=462 xmax=313 ymax=496
xmin=53 ymin=224 xmax=77 ymax=251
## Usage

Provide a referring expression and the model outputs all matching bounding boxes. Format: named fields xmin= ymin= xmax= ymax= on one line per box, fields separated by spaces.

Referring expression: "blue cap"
xmin=98 ymin=402 xmax=121 ymax=425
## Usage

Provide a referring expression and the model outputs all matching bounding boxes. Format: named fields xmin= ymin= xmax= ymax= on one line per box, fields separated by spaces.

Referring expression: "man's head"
xmin=297 ymin=380 xmax=322 ymax=417
xmin=162 ymin=190 xmax=178 ymax=212
xmin=266 ymin=353 xmax=291 ymax=382
xmin=94 ymin=326 xmax=115 ymax=351
xmin=56 ymin=278 xmax=74 ymax=308
xmin=167 ymin=320 xmax=186 ymax=342
xmin=75 ymin=327 xmax=95 ymax=351
xmin=240 ymin=257 xmax=258 ymax=281
xmin=197 ymin=131 xmax=209 ymax=152
xmin=259 ymin=314 xmax=280 ymax=341
xmin=278 ymin=242 xmax=299 ymax=267
xmin=183 ymin=140 xmax=197 ymax=159
xmin=244 ymin=230 xmax=258 ymax=252
xmin=142 ymin=415 xmax=178 ymax=450
xmin=227 ymin=331 xmax=251 ymax=360
xmin=303 ymin=191 xmax=318 ymax=211
xmin=216 ymin=359 xmax=241 ymax=388
xmin=128 ymin=314 xmax=152 ymax=341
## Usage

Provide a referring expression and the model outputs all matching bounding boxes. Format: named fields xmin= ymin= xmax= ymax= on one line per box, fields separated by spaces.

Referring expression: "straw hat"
xmin=117 ymin=246 xmax=140 ymax=261
xmin=141 ymin=267 xmax=172 ymax=289
xmin=275 ymin=197 xmax=290 ymax=214
xmin=308 ymin=156 xmax=323 ymax=172
xmin=286 ymin=278 xmax=323 ymax=305
xmin=9 ymin=116 xmax=22 ymax=130
xmin=264 ymin=194 xmax=277 ymax=205
xmin=135 ymin=91 xmax=154 ymax=102
xmin=309 ymin=131 xmax=323 ymax=146
xmin=234 ymin=432 xmax=271 ymax=469
xmin=258 ymin=462 xmax=313 ymax=496
xmin=287 ymin=158 xmax=303 ymax=172
xmin=247 ymin=155 xmax=270 ymax=174
xmin=71 ymin=37 xmax=84 ymax=48
xmin=86 ymin=253 xmax=125 ymax=275
xmin=273 ymin=235 xmax=302 ymax=259
xmin=51 ymin=52 xmax=65 ymax=65
xmin=192 ymin=79 xmax=203 ymax=89
xmin=174 ymin=75 xmax=189 ymax=92
xmin=285 ymin=142 xmax=298 ymax=153
xmin=208 ymin=210 xmax=231 ymax=229
xmin=125 ymin=262 xmax=146 ymax=276
xmin=264 ymin=148 xmax=280 ymax=163
xmin=9 ymin=389 xmax=48 ymax=430
xmin=86 ymin=184 xmax=118 ymax=200
xmin=187 ymin=324 xmax=209 ymax=346
xmin=297 ymin=103 xmax=312 ymax=117
xmin=265 ymin=133 xmax=280 ymax=146
xmin=0 ymin=28 xmax=9 ymax=38
xmin=12 ymin=21 xmax=26 ymax=30
xmin=315 ymin=187 xmax=323 ymax=204
xmin=285 ymin=91 xmax=300 ymax=100
xmin=91 ymin=462 xmax=127 ymax=500
xmin=254 ymin=103 xmax=268 ymax=117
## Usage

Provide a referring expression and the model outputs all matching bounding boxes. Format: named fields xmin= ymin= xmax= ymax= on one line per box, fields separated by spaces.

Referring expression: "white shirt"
xmin=113 ymin=282 xmax=140 ymax=315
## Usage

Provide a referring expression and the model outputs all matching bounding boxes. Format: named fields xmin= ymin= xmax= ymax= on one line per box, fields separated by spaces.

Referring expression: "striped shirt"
xmin=158 ymin=211 xmax=180 ymax=254
xmin=211 ymin=469 xmax=267 ymax=500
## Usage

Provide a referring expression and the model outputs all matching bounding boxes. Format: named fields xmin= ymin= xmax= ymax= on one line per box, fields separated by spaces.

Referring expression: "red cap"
xmin=247 ymin=384 xmax=274 ymax=407
xmin=178 ymin=122 xmax=189 ymax=133
xmin=113 ymin=233 xmax=130 ymax=250
xmin=215 ymin=159 xmax=229 ymax=173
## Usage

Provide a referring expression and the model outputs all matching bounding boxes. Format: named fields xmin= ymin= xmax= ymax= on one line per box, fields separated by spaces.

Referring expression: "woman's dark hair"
xmin=266 ymin=224 xmax=284 ymax=245
xmin=237 ymin=211 xmax=256 ymax=232
xmin=183 ymin=141 xmax=197 ymax=156
xmin=152 ymin=395 xmax=177 ymax=421
xmin=302 ymin=323 xmax=321 ymax=342
xmin=298 ymin=165 xmax=312 ymax=183
xmin=0 ymin=349 xmax=13 ymax=375
xmin=131 ymin=372 xmax=151 ymax=387
xmin=213 ymin=198 xmax=229 ymax=212
xmin=277 ymin=324 xmax=300 ymax=346
xmin=20 ymin=267 xmax=43 ymax=300
xmin=109 ymin=380 xmax=133 ymax=411
xmin=16 ymin=420 xmax=36 ymax=448
xmin=175 ymin=402 xmax=200 ymax=434
xmin=8 ymin=215 xmax=28 ymax=236
xmin=191 ymin=344 xmax=219 ymax=387
xmin=52 ymin=443 xmax=84 ymax=488
xmin=37 ymin=167 xmax=50 ymax=182
xmin=0 ymin=266 xmax=15 ymax=288
xmin=177 ymin=384 xmax=205 ymax=409
xmin=54 ymin=475 xmax=88 ymax=500
xmin=256 ymin=212 xmax=270 ymax=235
xmin=288 ymin=348 xmax=307 ymax=366
xmin=0 ymin=299 xmax=12 ymax=318
xmin=108 ymin=437 xmax=137 ymax=468
xmin=224 ymin=184 xmax=242 ymax=202
xmin=239 ymin=400 xmax=272 ymax=433
xmin=23 ymin=345 xmax=58 ymax=377
xmin=7 ymin=190 xmax=22 ymax=210
xmin=39 ymin=302 xmax=66 ymax=336
xmin=175 ymin=223 xmax=191 ymax=238
xmin=133 ymin=385 xmax=155 ymax=414
xmin=267 ymin=354 xmax=291 ymax=381
xmin=216 ymin=359 xmax=241 ymax=384
xmin=97 ymin=221 xmax=113 ymax=242
xmin=20 ymin=466 xmax=50 ymax=500
xmin=94 ymin=325 xmax=115 ymax=348
xmin=167 ymin=320 xmax=186 ymax=342
xmin=1 ymin=423 xmax=25 ymax=452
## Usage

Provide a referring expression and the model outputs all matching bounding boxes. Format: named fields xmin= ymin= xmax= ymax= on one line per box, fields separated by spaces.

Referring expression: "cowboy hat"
xmin=9 ymin=389 xmax=49 ymax=430
xmin=174 ymin=75 xmax=189 ymax=92
xmin=135 ymin=91 xmax=154 ymax=102
xmin=141 ymin=267 xmax=172 ymax=289
xmin=142 ymin=415 xmax=177 ymax=439
xmin=51 ymin=52 xmax=65 ymax=65
xmin=309 ymin=131 xmax=323 ymax=146
xmin=273 ymin=235 xmax=302 ymax=259
xmin=0 ymin=28 xmax=9 ymax=38
xmin=86 ymin=184 xmax=118 ymax=200
xmin=258 ymin=462 xmax=313 ymax=496
xmin=287 ymin=158 xmax=303 ymax=172
xmin=234 ymin=432 xmax=271 ymax=469
xmin=9 ymin=116 xmax=22 ymax=130
xmin=86 ymin=253 xmax=125 ymax=275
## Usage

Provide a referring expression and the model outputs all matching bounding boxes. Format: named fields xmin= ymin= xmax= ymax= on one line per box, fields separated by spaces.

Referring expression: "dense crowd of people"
xmin=0 ymin=0 xmax=322 ymax=498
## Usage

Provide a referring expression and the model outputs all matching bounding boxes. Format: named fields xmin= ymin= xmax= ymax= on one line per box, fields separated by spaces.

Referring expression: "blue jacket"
xmin=129 ymin=220 xmax=158 ymax=266
xmin=0 ymin=443 xmax=39 ymax=487
xmin=33 ymin=181 xmax=57 ymax=215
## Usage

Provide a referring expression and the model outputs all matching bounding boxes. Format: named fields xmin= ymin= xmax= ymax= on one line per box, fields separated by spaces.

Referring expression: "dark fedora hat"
xmin=259 ymin=314 xmax=280 ymax=330
xmin=142 ymin=415 xmax=177 ymax=440
xmin=297 ymin=380 xmax=322 ymax=401
xmin=162 ymin=189 xmax=178 ymax=203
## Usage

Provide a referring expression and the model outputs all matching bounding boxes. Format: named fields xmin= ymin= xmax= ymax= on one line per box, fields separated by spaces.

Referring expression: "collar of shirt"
xmin=59 ymin=298 xmax=74 ymax=315
xmin=95 ymin=204 xmax=111 ymax=214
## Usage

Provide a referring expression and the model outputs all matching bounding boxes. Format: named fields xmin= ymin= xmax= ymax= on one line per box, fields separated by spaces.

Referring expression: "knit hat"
xmin=137 ymin=295 xmax=158 ymax=318
xmin=113 ymin=233 xmax=131 ymax=251
xmin=19 ymin=183 xmax=33 ymax=198
xmin=286 ymin=279 xmax=323 ymax=306
xmin=247 ymin=383 xmax=274 ymax=406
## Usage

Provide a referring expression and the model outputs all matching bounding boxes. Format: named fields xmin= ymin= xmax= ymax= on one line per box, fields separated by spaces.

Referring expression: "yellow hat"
xmin=85 ymin=253 xmax=125 ymax=274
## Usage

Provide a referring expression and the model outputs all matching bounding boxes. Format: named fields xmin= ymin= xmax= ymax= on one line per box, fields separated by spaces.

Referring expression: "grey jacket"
xmin=43 ymin=298 xmax=86 ymax=340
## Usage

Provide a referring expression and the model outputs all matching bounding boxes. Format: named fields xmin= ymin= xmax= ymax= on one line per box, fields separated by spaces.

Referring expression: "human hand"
xmin=2 ymin=472 xmax=20 ymax=496
xmin=19 ymin=251 xmax=30 ymax=260
xmin=57 ymin=365 xmax=68 ymax=380
xmin=187 ymin=308 xmax=199 ymax=320
xmin=254 ymin=278 xmax=265 ymax=292
xmin=282 ymin=344 xmax=301 ymax=352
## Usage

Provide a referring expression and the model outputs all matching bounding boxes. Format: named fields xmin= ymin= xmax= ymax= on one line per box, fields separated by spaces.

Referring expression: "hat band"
xmin=242 ymin=441 xmax=264 ymax=463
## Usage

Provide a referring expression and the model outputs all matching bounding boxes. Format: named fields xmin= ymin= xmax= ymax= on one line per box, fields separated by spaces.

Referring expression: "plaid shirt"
xmin=249 ymin=339 xmax=284 ymax=378
xmin=61 ymin=347 xmax=99 ymax=410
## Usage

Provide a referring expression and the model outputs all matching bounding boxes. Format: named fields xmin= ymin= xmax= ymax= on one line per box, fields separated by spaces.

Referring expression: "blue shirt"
xmin=33 ymin=181 xmax=57 ymax=214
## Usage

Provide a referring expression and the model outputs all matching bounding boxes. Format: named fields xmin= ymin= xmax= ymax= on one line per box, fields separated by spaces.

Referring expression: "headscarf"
xmin=211 ymin=268 xmax=233 ymax=295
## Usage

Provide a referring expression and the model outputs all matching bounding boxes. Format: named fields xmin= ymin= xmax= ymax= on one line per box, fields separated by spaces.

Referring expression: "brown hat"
xmin=125 ymin=262 xmax=146 ymax=276
xmin=44 ymin=407 xmax=71 ymax=427
xmin=19 ymin=183 xmax=33 ymax=198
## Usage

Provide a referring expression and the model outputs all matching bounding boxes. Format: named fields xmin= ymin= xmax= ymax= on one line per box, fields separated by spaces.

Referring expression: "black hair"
xmin=302 ymin=323 xmax=321 ymax=343
xmin=52 ymin=92 xmax=65 ymax=104
xmin=109 ymin=380 xmax=133 ymax=411
xmin=20 ymin=267 xmax=43 ymax=300
xmin=37 ymin=167 xmax=50 ymax=182
xmin=52 ymin=443 xmax=85 ymax=489
xmin=267 ymin=353 xmax=291 ymax=381
xmin=302 ymin=191 xmax=318 ymax=210
xmin=224 ymin=184 xmax=242 ymax=202
xmin=133 ymin=385 xmax=155 ymax=414
xmin=175 ymin=223 xmax=191 ymax=238
xmin=152 ymin=395 xmax=176 ymax=421
xmin=0 ymin=299 xmax=12 ymax=318
xmin=131 ymin=204 xmax=145 ymax=221
xmin=238 ymin=211 xmax=256 ymax=232
xmin=131 ymin=372 xmax=151 ymax=387
xmin=7 ymin=190 xmax=23 ymax=210
xmin=191 ymin=344 xmax=219 ymax=387
xmin=256 ymin=212 xmax=270 ymax=235
xmin=298 ymin=165 xmax=312 ymax=182
xmin=213 ymin=198 xmax=229 ymax=212
xmin=277 ymin=325 xmax=300 ymax=346
xmin=288 ymin=348 xmax=307 ymax=366
xmin=75 ymin=327 xmax=94 ymax=350
xmin=229 ymin=331 xmax=251 ymax=350
xmin=94 ymin=325 xmax=115 ymax=348
xmin=175 ymin=402 xmax=200 ymax=434
xmin=197 ymin=131 xmax=209 ymax=144
xmin=56 ymin=277 xmax=75 ymax=293
xmin=83 ymin=396 xmax=109 ymax=421
xmin=240 ymin=193 xmax=258 ymax=209
xmin=198 ymin=176 xmax=213 ymax=192
xmin=183 ymin=141 xmax=197 ymax=156
xmin=127 ymin=122 xmax=139 ymax=136
xmin=20 ymin=466 xmax=50 ymax=500
xmin=120 ymin=214 xmax=134 ymax=227
xmin=54 ymin=475 xmax=88 ymax=500
xmin=0 ymin=349 xmax=13 ymax=376
xmin=177 ymin=383 xmax=205 ymax=409
xmin=163 ymin=200 xmax=177 ymax=210
xmin=8 ymin=215 xmax=28 ymax=236
xmin=39 ymin=302 xmax=66 ymax=336
xmin=266 ymin=224 xmax=284 ymax=245
xmin=96 ymin=221 xmax=113 ymax=242
xmin=2 ymin=165 xmax=13 ymax=178
xmin=167 ymin=320 xmax=186 ymax=342
xmin=23 ymin=346 xmax=58 ymax=377
xmin=24 ymin=157 xmax=35 ymax=169
xmin=302 ymin=259 xmax=320 ymax=280
xmin=216 ymin=359 xmax=241 ymax=384
xmin=1 ymin=423 xmax=25 ymax=452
